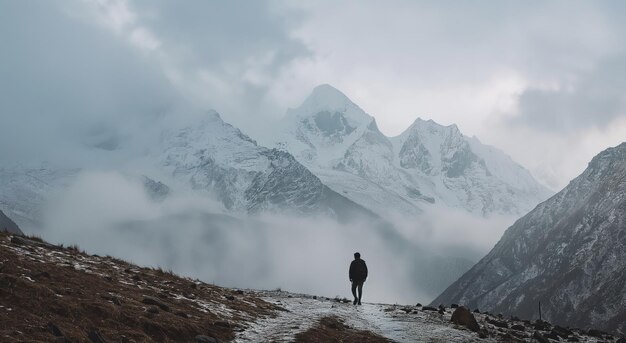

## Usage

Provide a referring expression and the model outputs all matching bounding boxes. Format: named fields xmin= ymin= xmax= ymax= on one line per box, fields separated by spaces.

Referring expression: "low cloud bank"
xmin=42 ymin=171 xmax=517 ymax=305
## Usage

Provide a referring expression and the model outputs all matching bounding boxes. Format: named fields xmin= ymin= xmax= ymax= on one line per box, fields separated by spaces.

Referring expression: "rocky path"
xmin=235 ymin=292 xmax=490 ymax=342
xmin=235 ymin=291 xmax=623 ymax=343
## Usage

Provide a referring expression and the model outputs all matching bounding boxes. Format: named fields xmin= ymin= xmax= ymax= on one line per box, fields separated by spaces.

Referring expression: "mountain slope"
xmin=159 ymin=110 xmax=376 ymax=222
xmin=2 ymin=232 xmax=619 ymax=343
xmin=274 ymin=84 xmax=551 ymax=218
xmin=431 ymin=142 xmax=626 ymax=334
xmin=0 ymin=210 xmax=22 ymax=234
xmin=0 ymin=168 xmax=78 ymax=232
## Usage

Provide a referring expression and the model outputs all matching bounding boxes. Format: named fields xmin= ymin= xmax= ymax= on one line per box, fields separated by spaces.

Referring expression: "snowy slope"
xmin=0 ymin=168 xmax=78 ymax=232
xmin=0 ymin=168 xmax=170 ymax=233
xmin=274 ymin=84 xmax=552 ymax=218
xmin=158 ymin=110 xmax=376 ymax=221
xmin=431 ymin=142 xmax=626 ymax=334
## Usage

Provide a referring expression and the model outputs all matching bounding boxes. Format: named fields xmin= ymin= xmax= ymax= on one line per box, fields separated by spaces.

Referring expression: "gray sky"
xmin=1 ymin=0 xmax=625 ymax=189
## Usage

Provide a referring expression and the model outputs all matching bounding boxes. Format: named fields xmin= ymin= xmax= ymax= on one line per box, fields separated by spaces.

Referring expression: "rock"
xmin=544 ymin=330 xmax=560 ymax=340
xmin=402 ymin=307 xmax=412 ymax=314
xmin=88 ymin=329 xmax=107 ymax=343
xmin=587 ymin=329 xmax=604 ymax=338
xmin=175 ymin=310 xmax=189 ymax=318
xmin=0 ymin=274 xmax=17 ymax=289
xmin=487 ymin=318 xmax=508 ymax=329
xmin=532 ymin=320 xmax=551 ymax=331
xmin=195 ymin=335 xmax=219 ymax=343
xmin=532 ymin=331 xmax=549 ymax=343
xmin=553 ymin=325 xmax=573 ymax=338
xmin=34 ymin=271 xmax=51 ymax=279
xmin=422 ymin=306 xmax=438 ymax=311
xmin=568 ymin=336 xmax=580 ymax=342
xmin=100 ymin=294 xmax=121 ymax=306
xmin=450 ymin=306 xmax=480 ymax=332
xmin=451 ymin=303 xmax=459 ymax=308
xmin=478 ymin=328 xmax=489 ymax=339
xmin=416 ymin=303 xmax=422 ymax=307
xmin=141 ymin=296 xmax=170 ymax=311
xmin=214 ymin=321 xmax=232 ymax=328
xmin=312 ymin=295 xmax=317 ymax=299
xmin=224 ymin=295 xmax=235 ymax=301
xmin=473 ymin=308 xmax=480 ymax=314
xmin=511 ymin=324 xmax=525 ymax=331
xmin=48 ymin=322 xmax=64 ymax=337
xmin=236 ymin=290 xmax=244 ymax=295
xmin=146 ymin=306 xmax=159 ymax=314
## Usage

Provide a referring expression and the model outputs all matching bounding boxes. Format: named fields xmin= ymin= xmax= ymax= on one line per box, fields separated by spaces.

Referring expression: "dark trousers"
xmin=351 ymin=280 xmax=364 ymax=301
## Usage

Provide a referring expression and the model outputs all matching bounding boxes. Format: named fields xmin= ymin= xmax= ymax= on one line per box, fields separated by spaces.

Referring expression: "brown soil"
xmin=0 ymin=232 xmax=279 ymax=342
xmin=293 ymin=316 xmax=391 ymax=343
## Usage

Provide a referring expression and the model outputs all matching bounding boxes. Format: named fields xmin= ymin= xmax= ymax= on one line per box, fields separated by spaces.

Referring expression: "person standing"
xmin=349 ymin=252 xmax=368 ymax=305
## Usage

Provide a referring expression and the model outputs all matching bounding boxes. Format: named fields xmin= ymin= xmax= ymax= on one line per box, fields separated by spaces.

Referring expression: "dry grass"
xmin=0 ymin=232 xmax=278 ymax=342
xmin=294 ymin=316 xmax=391 ymax=343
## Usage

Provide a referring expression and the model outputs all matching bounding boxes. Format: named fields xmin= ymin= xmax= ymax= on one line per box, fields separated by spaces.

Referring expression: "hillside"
xmin=1 ymin=232 xmax=622 ymax=342
xmin=431 ymin=143 xmax=626 ymax=335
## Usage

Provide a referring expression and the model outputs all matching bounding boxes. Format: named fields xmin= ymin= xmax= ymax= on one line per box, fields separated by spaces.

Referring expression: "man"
xmin=349 ymin=252 xmax=368 ymax=305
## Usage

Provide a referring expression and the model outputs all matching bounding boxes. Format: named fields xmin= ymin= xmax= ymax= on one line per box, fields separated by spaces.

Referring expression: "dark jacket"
xmin=349 ymin=259 xmax=368 ymax=282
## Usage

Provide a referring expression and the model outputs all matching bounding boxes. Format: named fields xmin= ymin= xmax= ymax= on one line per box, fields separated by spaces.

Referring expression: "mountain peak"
xmin=401 ymin=117 xmax=461 ymax=138
xmin=305 ymin=84 xmax=352 ymax=108
xmin=287 ymin=84 xmax=372 ymax=127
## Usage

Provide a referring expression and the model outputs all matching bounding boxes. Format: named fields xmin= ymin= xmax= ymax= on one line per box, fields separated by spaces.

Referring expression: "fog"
xmin=40 ymin=171 xmax=517 ymax=305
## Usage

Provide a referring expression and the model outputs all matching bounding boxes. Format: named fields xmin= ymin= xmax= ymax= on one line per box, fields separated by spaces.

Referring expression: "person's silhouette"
xmin=349 ymin=252 xmax=368 ymax=305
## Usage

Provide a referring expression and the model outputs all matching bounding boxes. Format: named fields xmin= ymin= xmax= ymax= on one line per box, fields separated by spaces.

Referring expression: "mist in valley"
xmin=39 ymin=170 xmax=516 ymax=305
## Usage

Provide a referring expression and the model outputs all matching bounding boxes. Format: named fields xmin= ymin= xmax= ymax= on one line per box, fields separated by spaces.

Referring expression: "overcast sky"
xmin=1 ymin=0 xmax=625 ymax=189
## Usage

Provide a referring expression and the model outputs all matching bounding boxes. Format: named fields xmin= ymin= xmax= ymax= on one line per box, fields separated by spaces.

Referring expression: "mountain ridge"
xmin=274 ymin=84 xmax=552 ymax=218
xmin=430 ymin=142 xmax=626 ymax=334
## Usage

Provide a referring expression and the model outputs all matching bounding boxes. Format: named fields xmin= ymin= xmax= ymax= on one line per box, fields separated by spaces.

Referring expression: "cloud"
xmin=40 ymin=170 xmax=517 ymax=304
xmin=512 ymin=56 xmax=626 ymax=133
xmin=0 ymin=0 xmax=182 ymax=166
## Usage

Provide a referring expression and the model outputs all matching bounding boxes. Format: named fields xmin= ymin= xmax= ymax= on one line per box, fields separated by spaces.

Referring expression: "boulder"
xmin=450 ymin=306 xmax=480 ymax=332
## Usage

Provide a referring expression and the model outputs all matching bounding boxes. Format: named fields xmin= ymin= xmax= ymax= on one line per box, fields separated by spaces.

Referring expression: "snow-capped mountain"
xmin=0 ymin=168 xmax=170 ymax=233
xmin=274 ymin=84 xmax=552 ymax=218
xmin=158 ymin=110 xmax=375 ymax=221
xmin=0 ymin=168 xmax=78 ymax=232
xmin=431 ymin=142 xmax=626 ymax=334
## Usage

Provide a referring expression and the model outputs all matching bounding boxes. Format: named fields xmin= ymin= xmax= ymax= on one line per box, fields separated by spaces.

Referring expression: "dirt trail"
xmin=235 ymin=292 xmax=489 ymax=343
